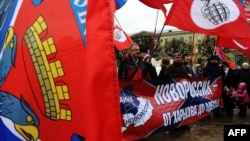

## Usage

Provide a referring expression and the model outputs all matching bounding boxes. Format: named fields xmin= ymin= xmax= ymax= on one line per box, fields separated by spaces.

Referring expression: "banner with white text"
xmin=120 ymin=77 xmax=223 ymax=141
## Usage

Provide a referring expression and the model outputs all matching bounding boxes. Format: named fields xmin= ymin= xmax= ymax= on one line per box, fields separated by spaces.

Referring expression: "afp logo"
xmin=224 ymin=125 xmax=250 ymax=141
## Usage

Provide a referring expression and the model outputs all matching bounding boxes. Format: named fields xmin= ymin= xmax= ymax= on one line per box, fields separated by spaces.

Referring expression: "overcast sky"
xmin=115 ymin=0 xmax=176 ymax=34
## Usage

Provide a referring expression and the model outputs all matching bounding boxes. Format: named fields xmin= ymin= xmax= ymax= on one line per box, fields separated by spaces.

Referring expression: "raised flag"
xmin=166 ymin=0 xmax=250 ymax=38
xmin=216 ymin=36 xmax=250 ymax=58
xmin=0 ymin=0 xmax=122 ymax=141
xmin=139 ymin=0 xmax=174 ymax=17
xmin=114 ymin=25 xmax=133 ymax=50
xmin=215 ymin=46 xmax=237 ymax=69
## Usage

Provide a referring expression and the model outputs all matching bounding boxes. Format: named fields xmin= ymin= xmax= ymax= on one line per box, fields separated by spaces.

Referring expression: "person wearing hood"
xmin=230 ymin=82 xmax=250 ymax=117
xmin=203 ymin=55 xmax=225 ymax=118
xmin=203 ymin=55 xmax=225 ymax=78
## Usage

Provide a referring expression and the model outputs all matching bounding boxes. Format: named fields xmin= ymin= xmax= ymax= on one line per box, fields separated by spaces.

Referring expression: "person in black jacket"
xmin=222 ymin=61 xmax=238 ymax=117
xmin=118 ymin=43 xmax=143 ymax=80
xmin=158 ymin=58 xmax=171 ymax=79
xmin=160 ymin=53 xmax=189 ymax=79
xmin=203 ymin=55 xmax=225 ymax=117
xmin=118 ymin=44 xmax=157 ymax=80
xmin=203 ymin=55 xmax=225 ymax=78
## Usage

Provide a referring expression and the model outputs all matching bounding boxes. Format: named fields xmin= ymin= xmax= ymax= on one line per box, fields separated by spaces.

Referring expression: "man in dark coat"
xmin=203 ymin=55 xmax=225 ymax=117
xmin=118 ymin=43 xmax=143 ymax=80
xmin=161 ymin=53 xmax=189 ymax=79
xmin=203 ymin=55 xmax=225 ymax=78
xmin=222 ymin=61 xmax=238 ymax=117
xmin=118 ymin=44 xmax=157 ymax=80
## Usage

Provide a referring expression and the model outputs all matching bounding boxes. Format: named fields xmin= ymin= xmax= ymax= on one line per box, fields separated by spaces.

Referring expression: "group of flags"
xmin=1 ymin=0 xmax=250 ymax=141
xmin=116 ymin=0 xmax=250 ymax=61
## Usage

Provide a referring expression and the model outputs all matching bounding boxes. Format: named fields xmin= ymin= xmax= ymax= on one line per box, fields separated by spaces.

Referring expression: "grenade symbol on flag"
xmin=201 ymin=0 xmax=230 ymax=25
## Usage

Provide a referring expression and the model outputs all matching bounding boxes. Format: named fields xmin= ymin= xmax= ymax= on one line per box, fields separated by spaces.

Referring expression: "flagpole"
xmin=151 ymin=10 xmax=159 ymax=54
xmin=150 ymin=23 xmax=165 ymax=57
xmin=154 ymin=10 xmax=159 ymax=36
xmin=191 ymin=33 xmax=195 ymax=67
xmin=193 ymin=35 xmax=207 ymax=65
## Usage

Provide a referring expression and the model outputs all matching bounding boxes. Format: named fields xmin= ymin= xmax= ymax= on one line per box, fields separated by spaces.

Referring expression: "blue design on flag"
xmin=70 ymin=0 xmax=87 ymax=47
xmin=0 ymin=91 xmax=40 ymax=140
xmin=115 ymin=0 xmax=127 ymax=9
xmin=238 ymin=0 xmax=245 ymax=5
xmin=120 ymin=86 xmax=153 ymax=132
xmin=0 ymin=32 xmax=16 ymax=86
xmin=120 ymin=86 xmax=140 ymax=115
xmin=32 ymin=0 xmax=42 ymax=6
xmin=0 ymin=0 xmax=18 ymax=53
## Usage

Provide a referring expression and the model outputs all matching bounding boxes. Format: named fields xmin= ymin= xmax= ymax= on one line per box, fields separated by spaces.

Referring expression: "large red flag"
xmin=166 ymin=0 xmax=250 ymax=38
xmin=216 ymin=36 xmax=250 ymax=58
xmin=0 ymin=0 xmax=122 ymax=141
xmin=139 ymin=0 xmax=174 ymax=17
xmin=114 ymin=25 xmax=133 ymax=50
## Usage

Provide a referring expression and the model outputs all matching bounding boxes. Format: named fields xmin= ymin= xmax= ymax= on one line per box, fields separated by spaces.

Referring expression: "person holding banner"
xmin=158 ymin=58 xmax=171 ymax=79
xmin=160 ymin=53 xmax=189 ymax=79
xmin=222 ymin=61 xmax=238 ymax=117
xmin=203 ymin=55 xmax=225 ymax=118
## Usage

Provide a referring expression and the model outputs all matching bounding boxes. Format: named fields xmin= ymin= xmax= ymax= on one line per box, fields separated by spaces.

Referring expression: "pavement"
xmin=144 ymin=108 xmax=250 ymax=141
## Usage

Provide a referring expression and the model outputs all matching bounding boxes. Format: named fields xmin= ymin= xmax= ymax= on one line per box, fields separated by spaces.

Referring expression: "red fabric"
xmin=215 ymin=46 xmax=237 ymax=69
xmin=139 ymin=0 xmax=174 ymax=17
xmin=216 ymin=36 xmax=250 ymax=58
xmin=114 ymin=25 xmax=133 ymax=50
xmin=166 ymin=0 xmax=250 ymax=38
xmin=1 ymin=0 xmax=122 ymax=141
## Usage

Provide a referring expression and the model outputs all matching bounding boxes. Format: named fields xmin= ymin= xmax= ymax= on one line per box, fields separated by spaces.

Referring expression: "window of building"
xmin=197 ymin=35 xmax=202 ymax=43
xmin=165 ymin=38 xmax=168 ymax=44
xmin=180 ymin=37 xmax=184 ymax=42
xmin=188 ymin=36 xmax=192 ymax=43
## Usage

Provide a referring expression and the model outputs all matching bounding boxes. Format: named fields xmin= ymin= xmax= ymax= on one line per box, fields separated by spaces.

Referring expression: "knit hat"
xmin=143 ymin=54 xmax=151 ymax=61
xmin=242 ymin=62 xmax=249 ymax=67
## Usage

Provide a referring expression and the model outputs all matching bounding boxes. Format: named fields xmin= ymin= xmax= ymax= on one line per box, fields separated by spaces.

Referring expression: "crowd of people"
xmin=118 ymin=43 xmax=250 ymax=118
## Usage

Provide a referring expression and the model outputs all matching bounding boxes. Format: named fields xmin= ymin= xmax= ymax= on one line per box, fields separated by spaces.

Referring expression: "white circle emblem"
xmin=191 ymin=0 xmax=240 ymax=29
